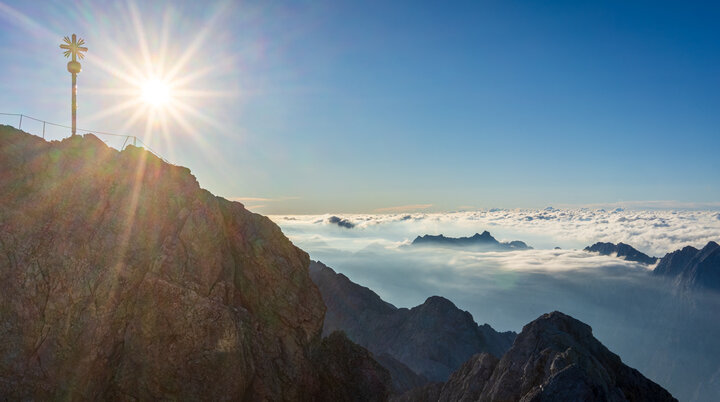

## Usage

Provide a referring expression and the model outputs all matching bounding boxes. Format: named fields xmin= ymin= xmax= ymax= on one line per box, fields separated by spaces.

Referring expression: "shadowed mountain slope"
xmin=309 ymin=260 xmax=515 ymax=385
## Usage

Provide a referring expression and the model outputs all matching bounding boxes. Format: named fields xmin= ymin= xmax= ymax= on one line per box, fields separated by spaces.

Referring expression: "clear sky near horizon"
xmin=0 ymin=0 xmax=718 ymax=213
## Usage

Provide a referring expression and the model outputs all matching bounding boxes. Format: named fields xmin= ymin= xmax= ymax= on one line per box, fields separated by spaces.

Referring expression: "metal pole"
xmin=18 ymin=114 xmax=22 ymax=129
xmin=133 ymin=136 xmax=137 ymax=146
xmin=71 ymin=73 xmax=77 ymax=136
xmin=42 ymin=121 xmax=46 ymax=139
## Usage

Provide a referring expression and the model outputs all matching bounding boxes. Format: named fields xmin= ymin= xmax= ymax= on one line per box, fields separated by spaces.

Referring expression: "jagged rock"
xmin=309 ymin=260 xmax=515 ymax=383
xmin=308 ymin=331 xmax=392 ymax=402
xmin=390 ymin=382 xmax=444 ymax=402
xmin=0 ymin=126 xmax=377 ymax=400
xmin=653 ymin=241 xmax=720 ymax=291
xmin=437 ymin=353 xmax=498 ymax=402
xmin=412 ymin=231 xmax=531 ymax=251
xmin=584 ymin=242 xmax=658 ymax=264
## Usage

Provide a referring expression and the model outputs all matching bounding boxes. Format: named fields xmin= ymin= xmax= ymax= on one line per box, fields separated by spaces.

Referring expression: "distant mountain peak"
xmin=584 ymin=241 xmax=658 ymax=264
xmin=520 ymin=310 xmax=593 ymax=340
xmin=423 ymin=295 xmax=456 ymax=307
xmin=412 ymin=231 xmax=531 ymax=251
xmin=653 ymin=241 xmax=720 ymax=291
xmin=702 ymin=241 xmax=720 ymax=251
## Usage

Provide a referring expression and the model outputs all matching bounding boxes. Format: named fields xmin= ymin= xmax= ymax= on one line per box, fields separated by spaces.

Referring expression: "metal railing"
xmin=0 ymin=112 xmax=168 ymax=163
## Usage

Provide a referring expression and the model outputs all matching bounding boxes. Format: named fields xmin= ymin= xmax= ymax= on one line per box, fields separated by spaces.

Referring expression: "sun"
xmin=140 ymin=78 xmax=172 ymax=107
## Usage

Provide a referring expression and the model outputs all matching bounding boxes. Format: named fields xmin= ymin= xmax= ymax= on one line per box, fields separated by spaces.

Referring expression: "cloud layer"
xmin=271 ymin=208 xmax=720 ymax=257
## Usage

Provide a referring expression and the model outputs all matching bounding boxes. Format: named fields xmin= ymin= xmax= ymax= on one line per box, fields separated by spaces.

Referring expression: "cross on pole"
xmin=60 ymin=34 xmax=88 ymax=136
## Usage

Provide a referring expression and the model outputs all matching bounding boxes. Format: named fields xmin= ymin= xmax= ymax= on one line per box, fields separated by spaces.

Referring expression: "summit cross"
xmin=60 ymin=34 xmax=88 ymax=136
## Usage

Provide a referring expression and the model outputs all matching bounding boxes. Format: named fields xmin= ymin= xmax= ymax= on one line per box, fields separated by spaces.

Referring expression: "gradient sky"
xmin=1 ymin=0 xmax=718 ymax=213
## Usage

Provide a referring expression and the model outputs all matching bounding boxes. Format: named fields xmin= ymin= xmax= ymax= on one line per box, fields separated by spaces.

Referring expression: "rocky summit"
xmin=395 ymin=311 xmax=677 ymax=402
xmin=0 ymin=126 xmax=387 ymax=400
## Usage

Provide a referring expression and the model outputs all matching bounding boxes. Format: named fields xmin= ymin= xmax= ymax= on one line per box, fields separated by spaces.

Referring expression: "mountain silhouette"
xmin=584 ymin=242 xmax=658 ymax=264
xmin=412 ymin=231 xmax=531 ymax=251
xmin=653 ymin=241 xmax=720 ymax=291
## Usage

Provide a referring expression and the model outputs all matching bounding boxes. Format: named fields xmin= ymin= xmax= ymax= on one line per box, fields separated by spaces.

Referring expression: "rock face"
xmin=308 ymin=331 xmax=392 ymax=402
xmin=437 ymin=353 xmax=499 ymax=402
xmin=309 ymin=260 xmax=515 ymax=385
xmin=0 ymin=126 xmax=386 ymax=400
xmin=398 ymin=311 xmax=677 ymax=401
xmin=653 ymin=241 xmax=720 ymax=291
xmin=584 ymin=242 xmax=658 ymax=264
xmin=391 ymin=382 xmax=443 ymax=402
xmin=412 ymin=231 xmax=531 ymax=251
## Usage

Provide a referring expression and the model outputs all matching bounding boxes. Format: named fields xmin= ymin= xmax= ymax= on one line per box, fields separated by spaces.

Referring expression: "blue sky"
xmin=0 ymin=0 xmax=718 ymax=213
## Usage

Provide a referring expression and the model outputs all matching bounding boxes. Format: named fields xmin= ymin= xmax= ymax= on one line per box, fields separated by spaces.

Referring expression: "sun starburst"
xmin=74 ymin=0 xmax=238 ymax=165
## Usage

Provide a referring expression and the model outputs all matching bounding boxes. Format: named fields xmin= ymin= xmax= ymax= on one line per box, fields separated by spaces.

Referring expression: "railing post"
xmin=18 ymin=114 xmax=22 ymax=129
xmin=42 ymin=122 xmax=46 ymax=139
xmin=133 ymin=136 xmax=137 ymax=146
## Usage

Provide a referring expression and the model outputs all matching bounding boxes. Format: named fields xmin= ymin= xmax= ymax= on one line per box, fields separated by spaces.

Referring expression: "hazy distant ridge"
xmin=584 ymin=242 xmax=658 ymax=264
xmin=653 ymin=241 xmax=720 ymax=291
xmin=583 ymin=240 xmax=720 ymax=292
xmin=412 ymin=231 xmax=532 ymax=251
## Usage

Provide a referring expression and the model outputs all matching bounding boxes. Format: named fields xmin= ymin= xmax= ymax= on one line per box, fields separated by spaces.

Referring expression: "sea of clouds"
xmin=272 ymin=208 xmax=720 ymax=258
xmin=270 ymin=208 xmax=720 ymax=401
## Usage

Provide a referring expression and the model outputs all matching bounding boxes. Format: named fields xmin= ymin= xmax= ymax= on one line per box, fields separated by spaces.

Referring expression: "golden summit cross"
xmin=60 ymin=34 xmax=88 ymax=136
